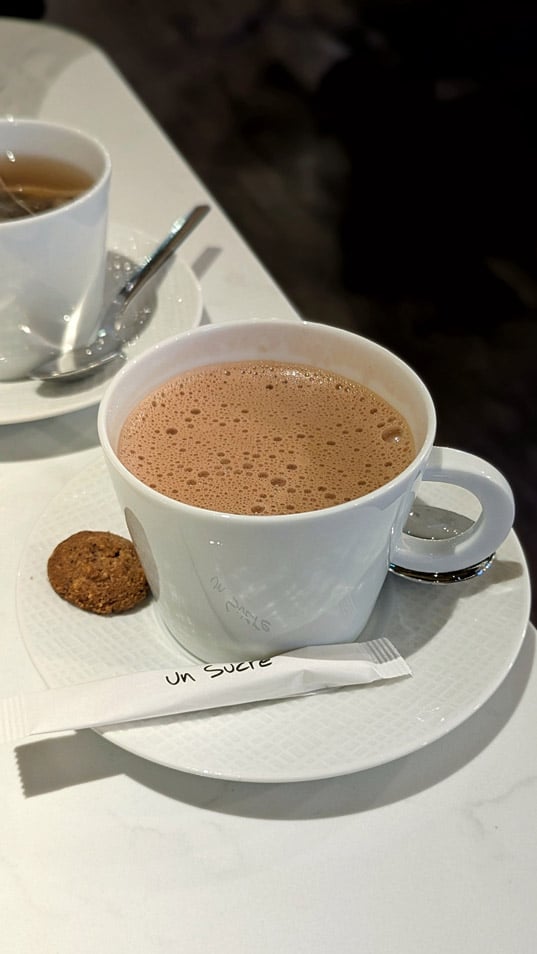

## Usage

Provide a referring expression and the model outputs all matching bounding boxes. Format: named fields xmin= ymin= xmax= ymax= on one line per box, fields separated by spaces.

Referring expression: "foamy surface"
xmin=118 ymin=361 xmax=415 ymax=514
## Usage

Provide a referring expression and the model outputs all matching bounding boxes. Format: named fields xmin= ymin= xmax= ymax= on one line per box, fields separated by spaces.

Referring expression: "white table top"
xmin=1 ymin=19 xmax=536 ymax=954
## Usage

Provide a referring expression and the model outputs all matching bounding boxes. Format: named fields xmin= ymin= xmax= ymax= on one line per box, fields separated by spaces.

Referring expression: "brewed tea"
xmin=0 ymin=153 xmax=93 ymax=220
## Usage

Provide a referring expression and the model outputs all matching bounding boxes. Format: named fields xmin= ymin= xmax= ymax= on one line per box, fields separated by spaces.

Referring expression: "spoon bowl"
xmin=30 ymin=204 xmax=209 ymax=382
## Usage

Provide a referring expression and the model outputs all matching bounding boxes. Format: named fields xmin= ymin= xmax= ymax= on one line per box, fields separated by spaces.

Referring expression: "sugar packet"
xmin=0 ymin=637 xmax=410 ymax=743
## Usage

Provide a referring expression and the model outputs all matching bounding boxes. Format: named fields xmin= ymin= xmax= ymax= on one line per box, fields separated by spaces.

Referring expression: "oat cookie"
xmin=47 ymin=530 xmax=149 ymax=615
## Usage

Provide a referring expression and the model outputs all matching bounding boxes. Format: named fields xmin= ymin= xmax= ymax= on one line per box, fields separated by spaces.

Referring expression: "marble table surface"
xmin=0 ymin=19 xmax=535 ymax=954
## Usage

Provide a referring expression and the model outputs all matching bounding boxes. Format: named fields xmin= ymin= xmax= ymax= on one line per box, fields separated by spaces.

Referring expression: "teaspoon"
xmin=30 ymin=204 xmax=209 ymax=382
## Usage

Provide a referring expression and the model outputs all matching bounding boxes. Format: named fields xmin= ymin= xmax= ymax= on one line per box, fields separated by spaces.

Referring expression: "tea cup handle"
xmin=389 ymin=446 xmax=515 ymax=582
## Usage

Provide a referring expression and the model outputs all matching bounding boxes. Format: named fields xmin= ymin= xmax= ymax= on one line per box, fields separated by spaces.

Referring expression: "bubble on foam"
xmin=382 ymin=424 xmax=403 ymax=443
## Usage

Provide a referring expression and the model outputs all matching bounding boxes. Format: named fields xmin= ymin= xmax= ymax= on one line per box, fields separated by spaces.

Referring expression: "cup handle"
xmin=389 ymin=446 xmax=515 ymax=582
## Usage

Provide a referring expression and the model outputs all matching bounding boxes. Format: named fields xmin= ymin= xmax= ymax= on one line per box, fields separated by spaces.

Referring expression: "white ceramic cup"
xmin=0 ymin=118 xmax=111 ymax=380
xmin=98 ymin=319 xmax=515 ymax=662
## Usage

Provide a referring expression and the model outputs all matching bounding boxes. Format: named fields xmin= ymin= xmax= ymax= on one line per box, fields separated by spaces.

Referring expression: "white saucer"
xmin=16 ymin=456 xmax=531 ymax=783
xmin=0 ymin=223 xmax=203 ymax=425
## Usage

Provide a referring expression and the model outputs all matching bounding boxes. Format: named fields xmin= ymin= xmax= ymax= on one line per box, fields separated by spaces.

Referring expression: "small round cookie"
xmin=48 ymin=530 xmax=149 ymax=615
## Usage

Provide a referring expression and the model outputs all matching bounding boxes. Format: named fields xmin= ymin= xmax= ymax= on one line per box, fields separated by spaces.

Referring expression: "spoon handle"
xmin=116 ymin=204 xmax=210 ymax=308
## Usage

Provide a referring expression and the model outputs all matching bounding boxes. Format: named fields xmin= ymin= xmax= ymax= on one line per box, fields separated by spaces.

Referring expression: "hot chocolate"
xmin=117 ymin=360 xmax=415 ymax=515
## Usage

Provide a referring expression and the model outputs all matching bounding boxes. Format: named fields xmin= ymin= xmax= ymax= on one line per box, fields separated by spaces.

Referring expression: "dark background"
xmin=14 ymin=1 xmax=537 ymax=610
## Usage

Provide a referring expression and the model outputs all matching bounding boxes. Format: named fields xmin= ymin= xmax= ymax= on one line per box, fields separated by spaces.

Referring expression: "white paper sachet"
xmin=0 ymin=637 xmax=411 ymax=743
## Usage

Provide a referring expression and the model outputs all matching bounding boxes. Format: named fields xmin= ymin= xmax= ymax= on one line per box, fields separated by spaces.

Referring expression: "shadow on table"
xmin=0 ymin=403 xmax=101 ymax=459
xmin=15 ymin=624 xmax=534 ymax=820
